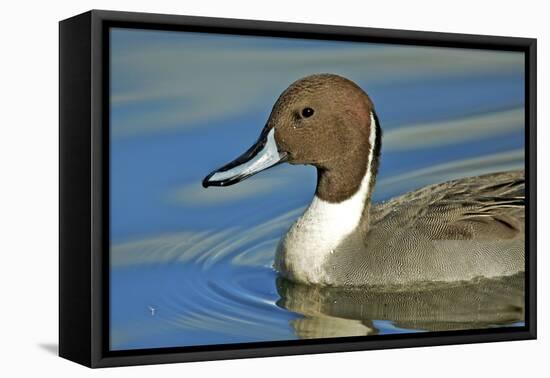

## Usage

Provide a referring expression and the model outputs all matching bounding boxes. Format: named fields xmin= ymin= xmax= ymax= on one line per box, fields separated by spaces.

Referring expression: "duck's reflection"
xmin=276 ymin=273 xmax=524 ymax=338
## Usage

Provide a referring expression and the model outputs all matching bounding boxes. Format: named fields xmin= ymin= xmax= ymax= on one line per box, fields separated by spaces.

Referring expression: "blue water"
xmin=109 ymin=28 xmax=526 ymax=351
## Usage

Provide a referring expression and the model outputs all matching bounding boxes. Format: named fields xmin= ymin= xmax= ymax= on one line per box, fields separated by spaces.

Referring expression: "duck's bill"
xmin=202 ymin=128 xmax=287 ymax=188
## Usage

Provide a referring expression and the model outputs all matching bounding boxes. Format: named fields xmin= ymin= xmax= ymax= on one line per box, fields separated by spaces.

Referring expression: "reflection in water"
xmin=276 ymin=274 xmax=524 ymax=338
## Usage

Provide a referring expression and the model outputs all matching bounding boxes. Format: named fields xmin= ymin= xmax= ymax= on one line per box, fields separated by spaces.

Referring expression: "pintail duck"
xmin=203 ymin=74 xmax=525 ymax=287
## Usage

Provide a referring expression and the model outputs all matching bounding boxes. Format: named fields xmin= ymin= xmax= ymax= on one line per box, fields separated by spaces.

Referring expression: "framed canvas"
xmin=59 ymin=10 xmax=537 ymax=368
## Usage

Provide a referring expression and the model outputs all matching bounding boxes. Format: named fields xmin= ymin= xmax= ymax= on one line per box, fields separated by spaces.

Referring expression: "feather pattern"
xmin=324 ymin=171 xmax=525 ymax=286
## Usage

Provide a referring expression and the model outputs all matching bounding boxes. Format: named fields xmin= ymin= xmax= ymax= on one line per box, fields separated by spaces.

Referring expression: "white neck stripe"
xmin=276 ymin=112 xmax=378 ymax=285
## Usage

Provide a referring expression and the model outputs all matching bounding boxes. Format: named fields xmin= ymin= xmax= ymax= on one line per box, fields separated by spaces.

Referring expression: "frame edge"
xmin=59 ymin=11 xmax=94 ymax=368
xmin=526 ymin=37 xmax=537 ymax=340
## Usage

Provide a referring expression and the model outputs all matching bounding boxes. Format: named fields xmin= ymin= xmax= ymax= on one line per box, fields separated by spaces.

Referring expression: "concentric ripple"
xmin=110 ymin=209 xmax=303 ymax=350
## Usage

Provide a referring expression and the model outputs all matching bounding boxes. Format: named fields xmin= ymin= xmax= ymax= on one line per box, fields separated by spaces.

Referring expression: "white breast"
xmin=275 ymin=112 xmax=378 ymax=285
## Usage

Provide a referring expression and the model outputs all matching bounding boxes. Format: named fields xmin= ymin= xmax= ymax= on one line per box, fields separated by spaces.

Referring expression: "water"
xmin=110 ymin=207 xmax=524 ymax=351
xmin=109 ymin=28 xmax=526 ymax=351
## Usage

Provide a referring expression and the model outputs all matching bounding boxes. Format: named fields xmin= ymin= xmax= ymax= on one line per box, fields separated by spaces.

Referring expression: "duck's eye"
xmin=301 ymin=107 xmax=314 ymax=118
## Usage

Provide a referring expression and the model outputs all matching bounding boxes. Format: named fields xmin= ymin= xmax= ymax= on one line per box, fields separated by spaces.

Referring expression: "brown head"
xmin=203 ymin=73 xmax=382 ymax=203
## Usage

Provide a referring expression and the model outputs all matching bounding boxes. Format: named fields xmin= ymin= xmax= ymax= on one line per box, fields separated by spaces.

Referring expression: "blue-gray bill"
xmin=202 ymin=128 xmax=287 ymax=187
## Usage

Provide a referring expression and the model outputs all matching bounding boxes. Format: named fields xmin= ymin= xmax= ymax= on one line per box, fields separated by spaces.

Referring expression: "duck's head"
xmin=202 ymin=74 xmax=381 ymax=202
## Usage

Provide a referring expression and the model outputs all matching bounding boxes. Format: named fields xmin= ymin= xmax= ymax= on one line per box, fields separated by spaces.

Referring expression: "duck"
xmin=202 ymin=73 xmax=525 ymax=287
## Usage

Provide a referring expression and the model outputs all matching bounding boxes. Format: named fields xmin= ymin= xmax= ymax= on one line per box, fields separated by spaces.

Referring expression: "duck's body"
xmin=203 ymin=73 xmax=525 ymax=287
xmin=276 ymin=170 xmax=524 ymax=286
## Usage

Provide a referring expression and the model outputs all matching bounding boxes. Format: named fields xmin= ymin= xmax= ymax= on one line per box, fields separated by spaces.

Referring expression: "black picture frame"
xmin=59 ymin=9 xmax=537 ymax=368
